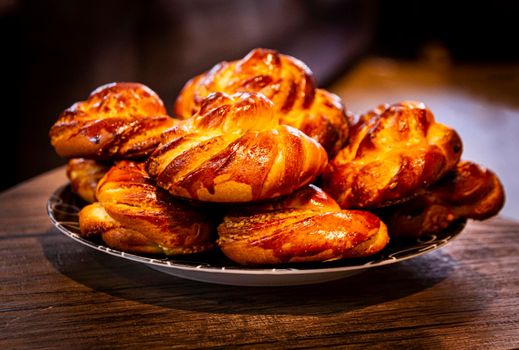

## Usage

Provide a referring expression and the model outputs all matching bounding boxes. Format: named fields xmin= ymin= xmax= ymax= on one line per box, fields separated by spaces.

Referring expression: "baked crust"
xmin=380 ymin=161 xmax=505 ymax=237
xmin=174 ymin=48 xmax=349 ymax=156
xmin=147 ymin=92 xmax=328 ymax=203
xmin=322 ymin=101 xmax=463 ymax=208
xmin=217 ymin=185 xmax=389 ymax=265
xmin=79 ymin=161 xmax=215 ymax=255
xmin=50 ymin=82 xmax=176 ymax=159
xmin=66 ymin=158 xmax=110 ymax=203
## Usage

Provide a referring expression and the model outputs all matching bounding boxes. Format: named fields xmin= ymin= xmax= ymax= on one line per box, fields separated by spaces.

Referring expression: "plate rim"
xmin=47 ymin=184 xmax=465 ymax=276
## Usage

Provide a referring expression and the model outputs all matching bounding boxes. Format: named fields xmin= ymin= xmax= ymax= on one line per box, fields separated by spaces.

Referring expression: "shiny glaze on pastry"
xmin=322 ymin=101 xmax=463 ymax=208
xmin=147 ymin=91 xmax=328 ymax=203
xmin=50 ymin=82 xmax=176 ymax=159
xmin=217 ymin=185 xmax=389 ymax=265
xmin=381 ymin=161 xmax=505 ymax=237
xmin=79 ymin=161 xmax=214 ymax=255
xmin=174 ymin=48 xmax=349 ymax=156
xmin=66 ymin=158 xmax=110 ymax=203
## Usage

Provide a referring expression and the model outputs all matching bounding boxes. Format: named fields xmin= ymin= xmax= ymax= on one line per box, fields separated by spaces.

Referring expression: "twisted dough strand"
xmin=323 ymin=101 xmax=463 ymax=208
xmin=50 ymin=82 xmax=176 ymax=159
xmin=174 ymin=48 xmax=349 ymax=156
xmin=66 ymin=158 xmax=110 ymax=203
xmin=147 ymin=92 xmax=328 ymax=203
xmin=218 ymin=185 xmax=389 ymax=265
xmin=382 ymin=161 xmax=505 ymax=237
xmin=79 ymin=161 xmax=214 ymax=255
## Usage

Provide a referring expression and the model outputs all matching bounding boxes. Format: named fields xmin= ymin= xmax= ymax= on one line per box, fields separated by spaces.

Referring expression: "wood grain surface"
xmin=1 ymin=166 xmax=518 ymax=349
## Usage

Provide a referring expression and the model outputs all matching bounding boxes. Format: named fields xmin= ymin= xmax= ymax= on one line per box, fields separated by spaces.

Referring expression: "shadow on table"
xmin=42 ymin=227 xmax=467 ymax=316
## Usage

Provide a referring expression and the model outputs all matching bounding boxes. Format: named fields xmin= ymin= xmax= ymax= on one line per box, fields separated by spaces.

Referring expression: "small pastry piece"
xmin=381 ymin=161 xmax=505 ymax=238
xmin=79 ymin=161 xmax=214 ymax=255
xmin=66 ymin=158 xmax=110 ymax=203
xmin=322 ymin=101 xmax=463 ymax=208
xmin=146 ymin=91 xmax=328 ymax=203
xmin=79 ymin=202 xmax=165 ymax=254
xmin=50 ymin=82 xmax=176 ymax=159
xmin=174 ymin=48 xmax=349 ymax=156
xmin=217 ymin=185 xmax=389 ymax=265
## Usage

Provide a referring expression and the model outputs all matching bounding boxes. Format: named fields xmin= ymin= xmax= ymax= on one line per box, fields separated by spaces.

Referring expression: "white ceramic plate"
xmin=47 ymin=185 xmax=465 ymax=286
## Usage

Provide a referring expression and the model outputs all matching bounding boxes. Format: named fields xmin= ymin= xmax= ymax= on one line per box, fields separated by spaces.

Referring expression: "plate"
xmin=47 ymin=185 xmax=466 ymax=286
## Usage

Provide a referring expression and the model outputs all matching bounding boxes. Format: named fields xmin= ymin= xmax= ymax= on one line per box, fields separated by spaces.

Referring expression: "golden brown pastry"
xmin=50 ymin=82 xmax=176 ymax=159
xmin=381 ymin=161 xmax=505 ymax=238
xmin=66 ymin=158 xmax=110 ymax=203
xmin=79 ymin=202 xmax=168 ymax=254
xmin=322 ymin=101 xmax=463 ymax=209
xmin=174 ymin=48 xmax=349 ymax=156
xmin=217 ymin=185 xmax=389 ymax=265
xmin=79 ymin=161 xmax=214 ymax=255
xmin=146 ymin=91 xmax=328 ymax=203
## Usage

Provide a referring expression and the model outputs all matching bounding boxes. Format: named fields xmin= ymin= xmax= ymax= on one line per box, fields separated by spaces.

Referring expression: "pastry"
xmin=174 ymin=48 xmax=349 ymax=156
xmin=66 ymin=158 xmax=110 ymax=203
xmin=50 ymin=82 xmax=176 ymax=159
xmin=381 ymin=161 xmax=505 ymax=237
xmin=217 ymin=184 xmax=389 ymax=265
xmin=146 ymin=91 xmax=328 ymax=203
xmin=47 ymin=51 xmax=506 ymax=266
xmin=79 ymin=161 xmax=214 ymax=255
xmin=322 ymin=101 xmax=463 ymax=208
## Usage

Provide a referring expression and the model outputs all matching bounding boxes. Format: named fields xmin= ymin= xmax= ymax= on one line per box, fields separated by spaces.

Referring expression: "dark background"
xmin=1 ymin=0 xmax=517 ymax=191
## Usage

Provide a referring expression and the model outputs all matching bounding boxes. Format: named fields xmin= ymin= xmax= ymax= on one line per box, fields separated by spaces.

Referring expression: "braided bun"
xmin=50 ymin=82 xmax=176 ymax=159
xmin=382 ymin=161 xmax=505 ymax=237
xmin=147 ymin=91 xmax=328 ymax=203
xmin=322 ymin=101 xmax=463 ymax=208
xmin=174 ymin=48 xmax=349 ymax=156
xmin=79 ymin=161 xmax=214 ymax=255
xmin=217 ymin=185 xmax=389 ymax=265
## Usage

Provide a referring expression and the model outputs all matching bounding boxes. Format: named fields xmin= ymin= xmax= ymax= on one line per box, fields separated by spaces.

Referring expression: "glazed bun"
xmin=217 ymin=185 xmax=389 ymax=265
xmin=79 ymin=161 xmax=214 ymax=255
xmin=381 ymin=161 xmax=505 ymax=237
xmin=50 ymin=82 xmax=176 ymax=159
xmin=147 ymin=91 xmax=328 ymax=203
xmin=323 ymin=101 xmax=462 ymax=208
xmin=174 ymin=48 xmax=349 ymax=156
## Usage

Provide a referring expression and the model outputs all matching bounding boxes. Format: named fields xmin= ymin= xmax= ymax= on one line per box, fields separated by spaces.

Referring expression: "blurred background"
xmin=1 ymin=0 xmax=518 ymax=217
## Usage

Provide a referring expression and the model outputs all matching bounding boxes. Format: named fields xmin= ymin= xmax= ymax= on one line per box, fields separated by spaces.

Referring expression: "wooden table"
xmin=1 ymin=167 xmax=518 ymax=349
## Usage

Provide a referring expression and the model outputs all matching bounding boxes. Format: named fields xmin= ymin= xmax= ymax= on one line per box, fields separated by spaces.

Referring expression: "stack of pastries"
xmin=49 ymin=48 xmax=505 ymax=266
